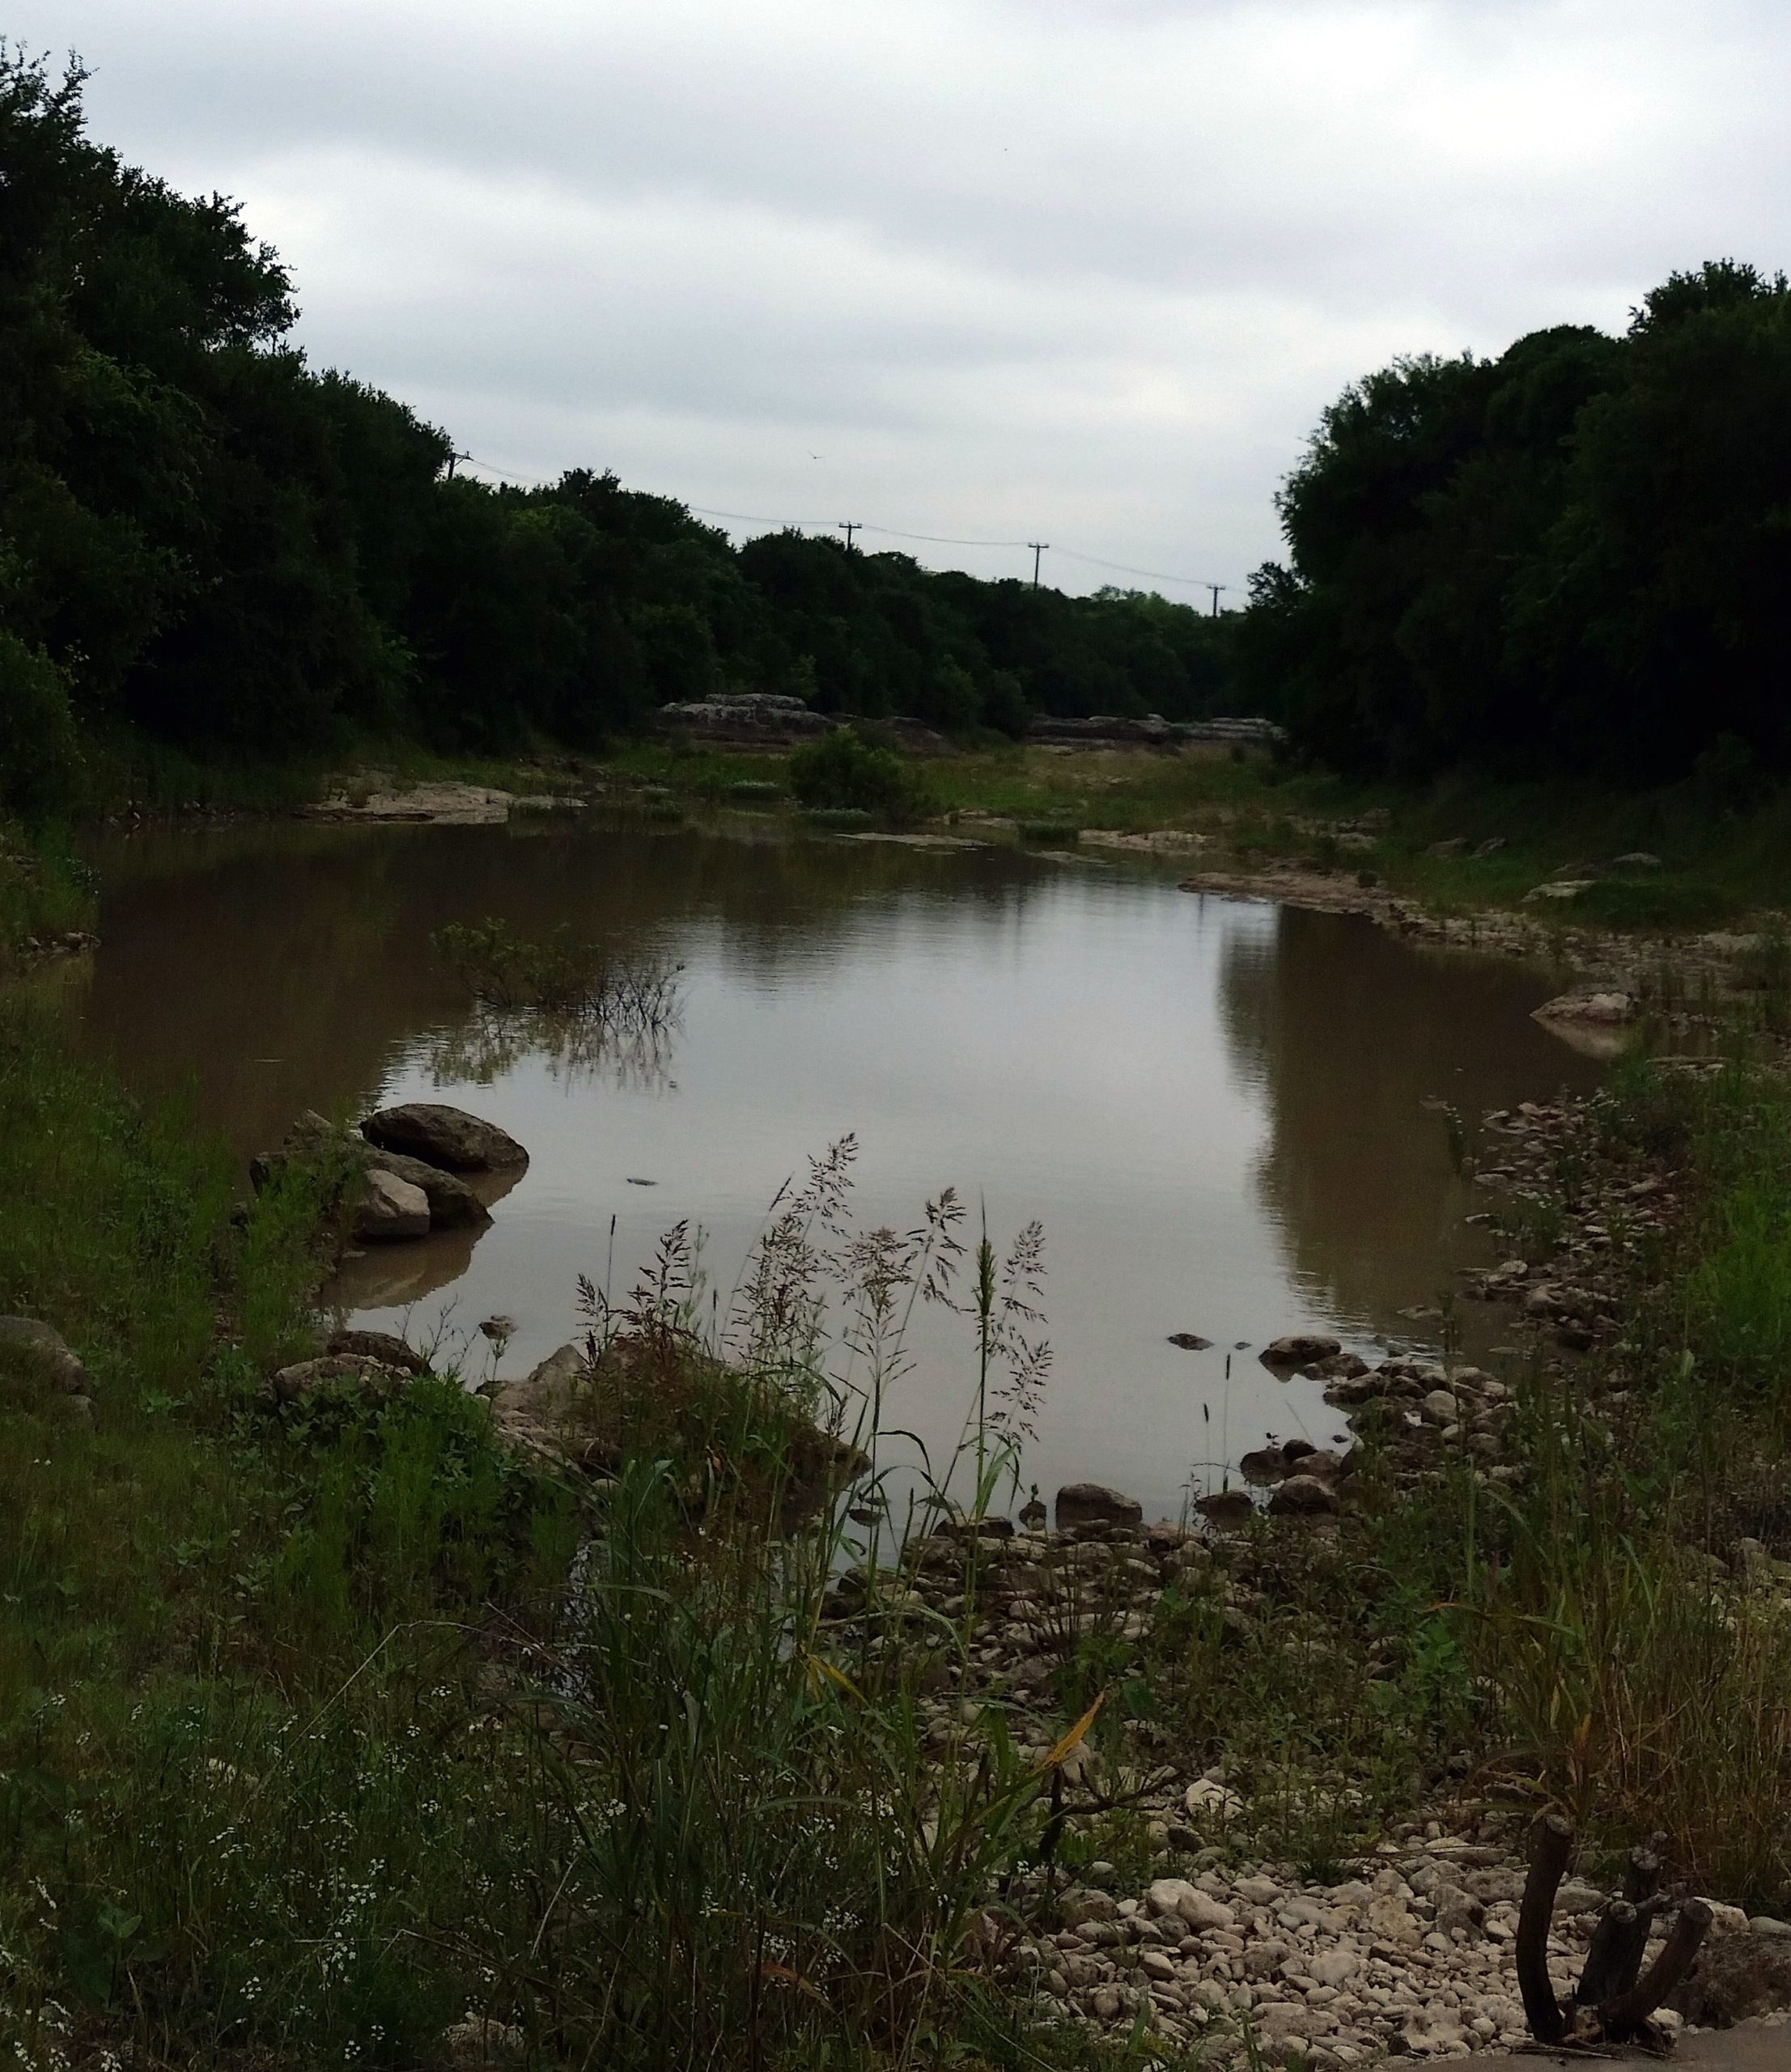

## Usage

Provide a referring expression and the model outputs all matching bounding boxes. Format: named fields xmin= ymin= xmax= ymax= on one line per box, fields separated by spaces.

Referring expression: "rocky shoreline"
xmin=234 ymin=1076 xmax=1789 ymax=2066
xmin=1178 ymin=860 xmax=1773 ymax=1034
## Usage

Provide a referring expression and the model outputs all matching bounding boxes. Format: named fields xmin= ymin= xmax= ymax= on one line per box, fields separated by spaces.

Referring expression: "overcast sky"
xmin=25 ymin=0 xmax=1791 ymax=598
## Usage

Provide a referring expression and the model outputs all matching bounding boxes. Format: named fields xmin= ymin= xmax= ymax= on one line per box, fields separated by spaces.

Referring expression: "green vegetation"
xmin=788 ymin=725 xmax=934 ymax=822
xmin=0 ymin=1008 xmax=1155 ymax=2070
xmin=1245 ymin=260 xmax=1791 ymax=786
xmin=0 ymin=50 xmax=1241 ymax=826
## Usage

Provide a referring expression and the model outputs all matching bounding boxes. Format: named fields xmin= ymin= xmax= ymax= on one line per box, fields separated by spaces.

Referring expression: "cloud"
xmin=26 ymin=0 xmax=1791 ymax=592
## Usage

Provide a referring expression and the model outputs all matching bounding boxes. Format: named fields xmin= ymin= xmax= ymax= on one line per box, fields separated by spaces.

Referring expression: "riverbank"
xmin=5 ymin=924 xmax=1791 ymax=2066
xmin=32 ymin=731 xmax=1791 ymax=962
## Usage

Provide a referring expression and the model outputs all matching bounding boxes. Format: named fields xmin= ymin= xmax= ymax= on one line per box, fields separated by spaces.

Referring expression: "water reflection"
xmin=1214 ymin=903 xmax=1601 ymax=1342
xmin=73 ymin=818 xmax=1606 ymax=1517
xmin=325 ymin=1166 xmax=524 ymax=1310
xmin=419 ymin=1001 xmax=683 ymax=1094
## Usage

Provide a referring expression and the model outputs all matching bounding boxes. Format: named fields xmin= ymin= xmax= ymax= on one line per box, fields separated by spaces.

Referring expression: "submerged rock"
xmin=363 ymin=1144 xmax=493 ymax=1229
xmin=363 ymin=1102 xmax=528 ymax=1174
xmin=1533 ymin=990 xmax=1636 ymax=1026
xmin=254 ymin=1110 xmax=493 ymax=1230
xmin=1260 ymin=1331 xmax=1342 ymax=1368
xmin=1166 ymin=1331 xmax=1213 ymax=1350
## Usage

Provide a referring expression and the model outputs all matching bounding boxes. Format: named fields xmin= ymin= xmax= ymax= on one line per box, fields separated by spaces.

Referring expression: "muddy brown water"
xmin=62 ymin=815 xmax=1601 ymax=1521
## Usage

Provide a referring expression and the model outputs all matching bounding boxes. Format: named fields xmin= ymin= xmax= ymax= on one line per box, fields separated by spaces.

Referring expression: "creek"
xmin=65 ymin=813 xmax=1601 ymax=1521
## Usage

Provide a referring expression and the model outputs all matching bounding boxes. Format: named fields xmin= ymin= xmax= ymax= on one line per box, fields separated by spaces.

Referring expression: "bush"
xmin=0 ymin=632 xmax=81 ymax=818
xmin=787 ymin=727 xmax=932 ymax=822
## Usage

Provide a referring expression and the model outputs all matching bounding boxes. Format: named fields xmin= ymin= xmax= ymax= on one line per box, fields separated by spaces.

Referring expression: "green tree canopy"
xmin=1241 ymin=262 xmax=1791 ymax=783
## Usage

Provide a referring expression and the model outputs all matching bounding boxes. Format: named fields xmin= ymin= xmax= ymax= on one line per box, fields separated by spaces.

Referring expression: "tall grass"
xmin=1439 ymin=1057 xmax=1791 ymax=1906
xmin=0 ymin=1021 xmax=1128 ymax=2070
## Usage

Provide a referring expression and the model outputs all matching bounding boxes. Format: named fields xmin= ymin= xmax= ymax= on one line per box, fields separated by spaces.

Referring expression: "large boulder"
xmin=353 ymin=1168 xmax=431 ymax=1241
xmin=1054 ymin=1482 xmax=1143 ymax=1531
xmin=362 ymin=1104 xmax=528 ymax=1174
xmin=254 ymin=1114 xmax=490 ymax=1230
xmin=362 ymin=1145 xmax=492 ymax=1230
xmin=0 ymin=1317 xmax=94 ymax=1420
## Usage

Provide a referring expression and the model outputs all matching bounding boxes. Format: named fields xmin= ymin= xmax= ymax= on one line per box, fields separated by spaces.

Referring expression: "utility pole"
xmin=1028 ymin=541 xmax=1049 ymax=590
xmin=1206 ymin=583 xmax=1228 ymax=618
xmin=838 ymin=520 xmax=860 ymax=553
xmin=445 ymin=449 xmax=473 ymax=481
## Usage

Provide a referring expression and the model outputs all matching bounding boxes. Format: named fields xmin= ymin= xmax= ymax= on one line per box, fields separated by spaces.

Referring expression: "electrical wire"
xmin=455 ymin=464 xmax=1235 ymax=593
xmin=1050 ymin=547 xmax=1225 ymax=590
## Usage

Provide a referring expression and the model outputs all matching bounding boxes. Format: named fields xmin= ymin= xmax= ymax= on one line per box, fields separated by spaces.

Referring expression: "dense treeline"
xmin=0 ymin=53 xmax=1236 ymax=814
xmin=1241 ymin=261 xmax=1791 ymax=785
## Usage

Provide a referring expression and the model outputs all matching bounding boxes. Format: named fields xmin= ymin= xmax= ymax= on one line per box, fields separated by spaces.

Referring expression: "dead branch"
xmin=1517 ymin=1813 xmax=1576 ymax=2045
xmin=1598 ymin=1899 xmax=1713 ymax=2042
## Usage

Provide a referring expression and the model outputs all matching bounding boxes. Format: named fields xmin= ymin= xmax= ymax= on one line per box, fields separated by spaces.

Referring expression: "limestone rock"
xmin=1184 ymin=1777 xmax=1244 ymax=1821
xmin=0 ymin=1317 xmax=94 ymax=1420
xmin=1175 ymin=1889 xmax=1236 ymax=1932
xmin=363 ymin=1144 xmax=493 ymax=1229
xmin=488 ymin=1342 xmax=591 ymax=1465
xmin=0 ymin=1316 xmax=92 ymax=1398
xmin=362 ymin=1102 xmax=528 ymax=1174
xmin=1196 ymin=1488 xmax=1254 ymax=1526
xmin=1147 ymin=1878 xmax=1201 ymax=1919
xmin=1533 ymin=991 xmax=1637 ymax=1027
xmin=354 ymin=1167 xmax=431 ymax=1241
xmin=1261 ymin=1332 xmax=1342 ymax=1367
xmin=1309 ymin=1946 xmax=1360 ymax=1987
xmin=325 ymin=1327 xmax=430 ymax=1374
xmin=1055 ymin=1483 xmax=1143 ymax=1531
xmin=1670 ymin=1932 xmax=1791 ymax=2026
xmin=269 ymin=1353 xmax=411 ymax=1403
xmin=252 ymin=1110 xmax=492 ymax=1228
xmin=1268 ymin=1474 xmax=1339 ymax=1517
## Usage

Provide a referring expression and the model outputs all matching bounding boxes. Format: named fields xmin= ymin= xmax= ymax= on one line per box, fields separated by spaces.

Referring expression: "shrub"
xmin=0 ymin=631 xmax=81 ymax=818
xmin=787 ymin=727 xmax=932 ymax=822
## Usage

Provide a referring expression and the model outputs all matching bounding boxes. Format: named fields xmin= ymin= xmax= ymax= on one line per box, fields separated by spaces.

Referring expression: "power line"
xmin=452 ymin=467 xmax=1237 ymax=598
xmin=862 ymin=522 xmax=1028 ymax=546
xmin=1051 ymin=546 xmax=1229 ymax=591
